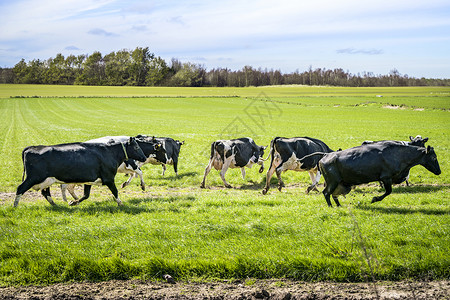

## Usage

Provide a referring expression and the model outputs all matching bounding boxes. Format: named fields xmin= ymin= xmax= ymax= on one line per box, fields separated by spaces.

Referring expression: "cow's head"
xmin=126 ymin=137 xmax=147 ymax=162
xmin=256 ymin=146 xmax=268 ymax=173
xmin=135 ymin=135 xmax=162 ymax=159
xmin=422 ymin=146 xmax=441 ymax=176
xmin=409 ymin=135 xmax=428 ymax=147
xmin=176 ymin=140 xmax=185 ymax=151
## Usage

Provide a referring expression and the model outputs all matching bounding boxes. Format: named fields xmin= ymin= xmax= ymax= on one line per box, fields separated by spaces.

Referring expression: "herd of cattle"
xmin=13 ymin=134 xmax=441 ymax=207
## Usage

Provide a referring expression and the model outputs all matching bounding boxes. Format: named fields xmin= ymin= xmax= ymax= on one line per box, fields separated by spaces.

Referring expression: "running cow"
xmin=200 ymin=137 xmax=266 ymax=188
xmin=262 ymin=137 xmax=334 ymax=195
xmin=14 ymin=137 xmax=147 ymax=207
xmin=361 ymin=135 xmax=429 ymax=186
xmin=319 ymin=142 xmax=441 ymax=207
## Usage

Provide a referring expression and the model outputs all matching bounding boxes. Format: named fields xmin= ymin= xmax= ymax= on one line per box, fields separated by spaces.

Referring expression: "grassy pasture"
xmin=0 ymin=84 xmax=449 ymax=286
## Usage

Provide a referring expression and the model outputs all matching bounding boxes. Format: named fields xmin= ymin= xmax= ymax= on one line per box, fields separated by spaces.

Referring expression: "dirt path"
xmin=0 ymin=279 xmax=448 ymax=299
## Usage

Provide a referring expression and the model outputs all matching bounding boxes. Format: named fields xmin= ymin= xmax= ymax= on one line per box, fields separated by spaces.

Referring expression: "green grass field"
xmin=0 ymin=84 xmax=449 ymax=286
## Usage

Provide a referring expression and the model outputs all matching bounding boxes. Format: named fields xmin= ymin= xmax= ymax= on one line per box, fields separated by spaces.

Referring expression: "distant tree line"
xmin=1 ymin=47 xmax=449 ymax=87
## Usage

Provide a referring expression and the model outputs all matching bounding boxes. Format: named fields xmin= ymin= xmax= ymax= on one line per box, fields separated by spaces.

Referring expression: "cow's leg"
xmin=137 ymin=169 xmax=146 ymax=191
xmin=121 ymin=169 xmax=145 ymax=191
xmin=66 ymin=184 xmax=79 ymax=201
xmin=121 ymin=173 xmax=132 ymax=188
xmin=263 ymin=162 xmax=285 ymax=193
xmin=306 ymin=170 xmax=321 ymax=194
xmin=41 ymin=188 xmax=56 ymax=206
xmin=14 ymin=178 xmax=39 ymax=207
xmin=275 ymin=166 xmax=285 ymax=191
xmin=69 ymin=185 xmax=91 ymax=206
xmin=262 ymin=162 xmax=276 ymax=194
xmin=105 ymin=182 xmax=122 ymax=206
xmin=161 ymin=164 xmax=167 ymax=176
xmin=322 ymin=181 xmax=338 ymax=207
xmin=332 ymin=195 xmax=341 ymax=207
xmin=220 ymin=159 xmax=232 ymax=188
xmin=241 ymin=168 xmax=246 ymax=180
xmin=60 ymin=184 xmax=78 ymax=202
xmin=372 ymin=178 xmax=392 ymax=203
xmin=200 ymin=159 xmax=214 ymax=188
xmin=173 ymin=160 xmax=178 ymax=176
xmin=60 ymin=184 xmax=68 ymax=202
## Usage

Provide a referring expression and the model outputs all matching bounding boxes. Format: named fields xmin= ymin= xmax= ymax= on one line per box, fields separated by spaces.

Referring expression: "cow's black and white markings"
xmin=319 ymin=142 xmax=441 ymax=207
xmin=14 ymin=137 xmax=147 ymax=207
xmin=143 ymin=136 xmax=184 ymax=176
xmin=200 ymin=137 xmax=266 ymax=188
xmin=262 ymin=137 xmax=334 ymax=195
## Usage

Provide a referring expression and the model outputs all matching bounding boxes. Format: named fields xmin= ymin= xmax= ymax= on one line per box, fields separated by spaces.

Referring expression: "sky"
xmin=1 ymin=0 xmax=450 ymax=78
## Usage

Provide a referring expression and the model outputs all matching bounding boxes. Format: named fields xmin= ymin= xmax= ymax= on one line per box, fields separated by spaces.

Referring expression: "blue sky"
xmin=1 ymin=0 xmax=449 ymax=78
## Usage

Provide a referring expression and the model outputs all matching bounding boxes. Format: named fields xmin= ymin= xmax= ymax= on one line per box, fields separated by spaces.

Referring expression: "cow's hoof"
xmin=141 ymin=185 xmax=146 ymax=191
xmin=259 ymin=167 xmax=264 ymax=173
xmin=200 ymin=184 xmax=205 ymax=189
xmin=68 ymin=201 xmax=79 ymax=206
xmin=120 ymin=183 xmax=127 ymax=189
xmin=371 ymin=197 xmax=379 ymax=203
xmin=262 ymin=189 xmax=268 ymax=195
xmin=225 ymin=184 xmax=232 ymax=188
xmin=278 ymin=186 xmax=283 ymax=192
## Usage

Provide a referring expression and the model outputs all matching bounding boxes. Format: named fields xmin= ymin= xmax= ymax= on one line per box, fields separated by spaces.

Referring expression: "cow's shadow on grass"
xmin=391 ymin=184 xmax=449 ymax=194
xmin=45 ymin=203 xmax=153 ymax=215
xmin=351 ymin=184 xmax=448 ymax=195
xmin=44 ymin=195 xmax=196 ymax=215
xmin=153 ymin=171 xmax=198 ymax=181
xmin=127 ymin=195 xmax=196 ymax=205
xmin=356 ymin=205 xmax=449 ymax=216
xmin=235 ymin=181 xmax=266 ymax=190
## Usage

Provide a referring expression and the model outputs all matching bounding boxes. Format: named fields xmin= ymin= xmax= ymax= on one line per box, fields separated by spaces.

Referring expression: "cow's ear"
xmin=155 ymin=143 xmax=161 ymax=150
xmin=261 ymin=146 xmax=267 ymax=150
xmin=129 ymin=137 xmax=134 ymax=144
xmin=423 ymin=137 xmax=429 ymax=143
xmin=409 ymin=136 xmax=414 ymax=141
xmin=426 ymin=145 xmax=431 ymax=153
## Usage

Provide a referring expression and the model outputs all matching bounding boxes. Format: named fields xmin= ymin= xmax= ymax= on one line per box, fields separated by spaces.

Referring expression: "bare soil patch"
xmin=0 ymin=279 xmax=448 ymax=299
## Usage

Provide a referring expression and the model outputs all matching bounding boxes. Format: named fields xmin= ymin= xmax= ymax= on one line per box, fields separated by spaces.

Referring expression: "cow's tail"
xmin=298 ymin=152 xmax=328 ymax=163
xmin=262 ymin=137 xmax=279 ymax=165
xmin=209 ymin=142 xmax=216 ymax=159
xmin=21 ymin=148 xmax=27 ymax=181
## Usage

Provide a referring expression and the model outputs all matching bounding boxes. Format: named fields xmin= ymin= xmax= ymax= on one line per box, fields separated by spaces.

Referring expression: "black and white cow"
xmin=262 ymin=137 xmax=334 ymax=195
xmin=319 ymin=142 xmax=441 ymax=207
xmin=143 ymin=136 xmax=184 ymax=176
xmin=361 ymin=135 xmax=429 ymax=186
xmin=60 ymin=135 xmax=161 ymax=202
xmin=14 ymin=137 xmax=147 ymax=207
xmin=85 ymin=135 xmax=162 ymax=190
xmin=200 ymin=137 xmax=266 ymax=188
